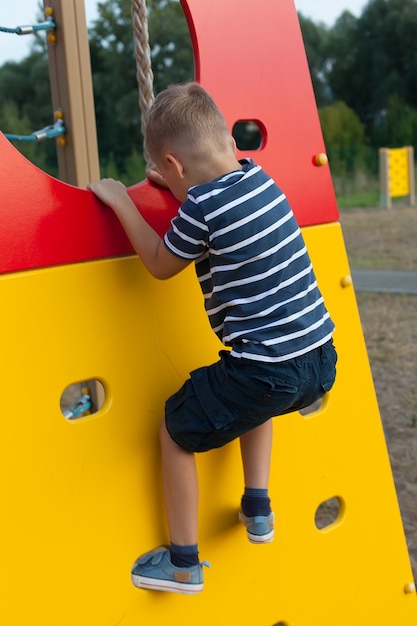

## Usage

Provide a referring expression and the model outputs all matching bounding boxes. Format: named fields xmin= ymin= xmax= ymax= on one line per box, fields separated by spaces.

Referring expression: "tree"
xmin=325 ymin=11 xmax=360 ymax=113
xmin=327 ymin=0 xmax=417 ymax=136
xmin=89 ymin=0 xmax=193 ymax=176
xmin=89 ymin=0 xmax=140 ymax=172
xmin=0 ymin=100 xmax=51 ymax=173
xmin=298 ymin=14 xmax=331 ymax=107
xmin=0 ymin=52 xmax=58 ymax=173
xmin=373 ymin=95 xmax=417 ymax=147
xmin=319 ymin=101 xmax=370 ymax=179
xmin=148 ymin=0 xmax=194 ymax=93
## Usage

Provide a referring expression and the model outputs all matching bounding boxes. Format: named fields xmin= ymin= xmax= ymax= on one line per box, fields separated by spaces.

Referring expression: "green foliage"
xmin=303 ymin=0 xmax=417 ymax=204
xmin=373 ymin=95 xmax=417 ymax=147
xmin=101 ymin=148 xmax=146 ymax=186
xmin=327 ymin=0 xmax=417 ymax=137
xmin=0 ymin=101 xmax=37 ymax=162
xmin=319 ymin=101 xmax=370 ymax=174
xmin=298 ymin=14 xmax=331 ymax=107
xmin=319 ymin=101 xmax=380 ymax=201
xmin=89 ymin=0 xmax=193 ymax=175
xmin=0 ymin=53 xmax=58 ymax=173
xmin=336 ymin=188 xmax=380 ymax=209
xmin=147 ymin=0 xmax=194 ymax=93
xmin=124 ymin=149 xmax=147 ymax=185
xmin=0 ymin=100 xmax=54 ymax=174
xmin=320 ymin=101 xmax=366 ymax=149
xmin=89 ymin=0 xmax=145 ymax=171
xmin=325 ymin=11 xmax=360 ymax=114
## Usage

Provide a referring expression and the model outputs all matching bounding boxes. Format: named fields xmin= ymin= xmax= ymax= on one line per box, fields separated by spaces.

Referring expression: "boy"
xmin=88 ymin=82 xmax=337 ymax=594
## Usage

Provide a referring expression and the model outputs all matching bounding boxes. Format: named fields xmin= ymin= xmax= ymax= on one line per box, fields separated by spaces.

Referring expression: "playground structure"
xmin=1 ymin=1 xmax=416 ymax=624
xmin=379 ymin=146 xmax=416 ymax=209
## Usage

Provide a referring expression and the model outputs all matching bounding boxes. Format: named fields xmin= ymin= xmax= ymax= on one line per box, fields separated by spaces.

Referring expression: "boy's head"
xmin=145 ymin=82 xmax=231 ymax=164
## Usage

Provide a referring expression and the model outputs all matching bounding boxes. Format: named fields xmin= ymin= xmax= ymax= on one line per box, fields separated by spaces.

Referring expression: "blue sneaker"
xmin=238 ymin=511 xmax=275 ymax=543
xmin=131 ymin=546 xmax=210 ymax=594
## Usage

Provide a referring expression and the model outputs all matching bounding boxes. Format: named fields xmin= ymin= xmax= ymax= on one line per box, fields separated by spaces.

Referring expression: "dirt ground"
xmin=340 ymin=205 xmax=417 ymax=578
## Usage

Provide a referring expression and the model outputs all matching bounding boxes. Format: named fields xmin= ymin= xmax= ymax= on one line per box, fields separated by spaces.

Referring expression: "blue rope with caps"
xmin=0 ymin=19 xmax=55 ymax=35
xmin=4 ymin=119 xmax=65 ymax=143
xmin=1 ymin=13 xmax=62 ymax=143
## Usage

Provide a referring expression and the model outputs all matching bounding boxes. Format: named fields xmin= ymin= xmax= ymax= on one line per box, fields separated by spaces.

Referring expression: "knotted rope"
xmin=131 ymin=0 xmax=155 ymax=169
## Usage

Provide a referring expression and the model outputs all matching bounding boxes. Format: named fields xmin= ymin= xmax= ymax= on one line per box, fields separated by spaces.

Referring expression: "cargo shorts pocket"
xmin=190 ymin=365 xmax=236 ymax=430
xmin=319 ymin=340 xmax=338 ymax=393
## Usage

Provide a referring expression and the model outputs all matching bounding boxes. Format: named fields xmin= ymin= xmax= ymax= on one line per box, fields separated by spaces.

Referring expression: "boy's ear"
xmin=231 ymin=136 xmax=238 ymax=155
xmin=164 ymin=153 xmax=185 ymax=179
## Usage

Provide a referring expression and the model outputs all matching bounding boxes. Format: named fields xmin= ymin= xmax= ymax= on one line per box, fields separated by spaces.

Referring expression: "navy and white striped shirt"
xmin=164 ymin=159 xmax=335 ymax=362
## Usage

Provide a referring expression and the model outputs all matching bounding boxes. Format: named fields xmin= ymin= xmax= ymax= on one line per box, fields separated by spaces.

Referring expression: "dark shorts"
xmin=165 ymin=340 xmax=337 ymax=453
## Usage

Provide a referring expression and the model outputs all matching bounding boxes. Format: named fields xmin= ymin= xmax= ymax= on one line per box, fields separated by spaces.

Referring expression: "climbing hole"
xmin=60 ymin=379 xmax=105 ymax=420
xmin=232 ymin=120 xmax=265 ymax=151
xmin=299 ymin=397 xmax=325 ymax=416
xmin=272 ymin=622 xmax=289 ymax=626
xmin=315 ymin=496 xmax=344 ymax=530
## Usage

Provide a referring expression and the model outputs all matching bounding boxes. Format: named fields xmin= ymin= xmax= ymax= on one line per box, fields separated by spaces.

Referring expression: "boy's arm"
xmin=88 ymin=178 xmax=191 ymax=280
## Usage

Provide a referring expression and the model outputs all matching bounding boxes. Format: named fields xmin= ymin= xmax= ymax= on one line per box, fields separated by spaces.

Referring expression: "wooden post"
xmin=407 ymin=146 xmax=416 ymax=206
xmin=43 ymin=0 xmax=100 ymax=187
xmin=379 ymin=148 xmax=391 ymax=209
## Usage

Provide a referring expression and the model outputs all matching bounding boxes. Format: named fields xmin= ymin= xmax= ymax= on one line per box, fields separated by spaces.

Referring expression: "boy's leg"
xmin=159 ymin=419 xmax=199 ymax=545
xmin=239 ymin=419 xmax=272 ymax=489
xmin=130 ymin=420 xmax=206 ymax=594
xmin=239 ymin=420 xmax=274 ymax=543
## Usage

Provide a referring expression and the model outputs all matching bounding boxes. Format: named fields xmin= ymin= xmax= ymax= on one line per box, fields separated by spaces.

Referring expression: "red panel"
xmin=0 ymin=133 xmax=179 ymax=274
xmin=0 ymin=0 xmax=338 ymax=275
xmin=182 ymin=0 xmax=339 ymax=227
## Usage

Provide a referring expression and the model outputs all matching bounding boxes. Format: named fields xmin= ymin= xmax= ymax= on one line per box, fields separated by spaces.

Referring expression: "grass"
xmin=334 ymin=164 xmax=417 ymax=209
xmin=336 ymin=189 xmax=380 ymax=209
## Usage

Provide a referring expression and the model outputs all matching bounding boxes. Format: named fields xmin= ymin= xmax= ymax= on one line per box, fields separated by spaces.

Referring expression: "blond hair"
xmin=145 ymin=82 xmax=230 ymax=160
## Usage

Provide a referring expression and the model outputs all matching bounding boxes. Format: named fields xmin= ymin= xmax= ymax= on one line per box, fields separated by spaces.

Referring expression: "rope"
xmin=4 ymin=119 xmax=65 ymax=143
xmin=0 ymin=19 xmax=55 ymax=36
xmin=131 ymin=0 xmax=155 ymax=168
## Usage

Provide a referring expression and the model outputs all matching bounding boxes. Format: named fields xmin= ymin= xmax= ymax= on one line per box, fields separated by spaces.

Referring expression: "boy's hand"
xmin=88 ymin=177 xmax=190 ymax=280
xmin=146 ymin=165 xmax=169 ymax=188
xmin=88 ymin=178 xmax=129 ymax=211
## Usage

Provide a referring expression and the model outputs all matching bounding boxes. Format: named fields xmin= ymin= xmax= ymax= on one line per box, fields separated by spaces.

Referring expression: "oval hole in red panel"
xmin=60 ymin=379 xmax=105 ymax=420
xmin=232 ymin=120 xmax=265 ymax=151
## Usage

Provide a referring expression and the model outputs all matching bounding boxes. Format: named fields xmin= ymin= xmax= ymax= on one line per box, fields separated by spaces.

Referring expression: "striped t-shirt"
xmin=164 ymin=159 xmax=335 ymax=362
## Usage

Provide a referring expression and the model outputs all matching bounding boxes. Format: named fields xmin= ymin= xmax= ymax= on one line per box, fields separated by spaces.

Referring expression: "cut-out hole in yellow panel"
xmin=299 ymin=397 xmax=324 ymax=416
xmin=60 ymin=379 xmax=105 ymax=420
xmin=315 ymin=496 xmax=344 ymax=530
xmin=232 ymin=119 xmax=265 ymax=151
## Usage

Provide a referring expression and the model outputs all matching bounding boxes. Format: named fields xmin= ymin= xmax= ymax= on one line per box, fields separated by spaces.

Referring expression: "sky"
xmin=0 ymin=1 xmax=368 ymax=66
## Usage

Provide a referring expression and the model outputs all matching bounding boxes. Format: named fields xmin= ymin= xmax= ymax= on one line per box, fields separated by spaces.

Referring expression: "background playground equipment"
xmin=379 ymin=146 xmax=416 ymax=209
xmin=0 ymin=1 xmax=416 ymax=625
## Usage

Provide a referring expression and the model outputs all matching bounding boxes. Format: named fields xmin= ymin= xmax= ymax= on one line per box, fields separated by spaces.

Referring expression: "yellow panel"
xmin=1 ymin=223 xmax=416 ymax=625
xmin=389 ymin=147 xmax=410 ymax=197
